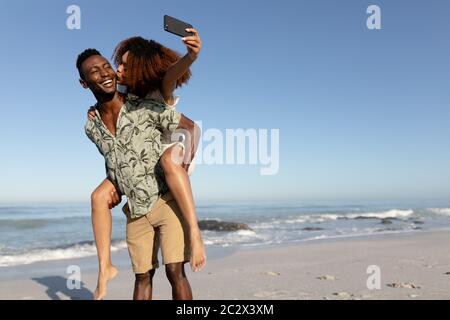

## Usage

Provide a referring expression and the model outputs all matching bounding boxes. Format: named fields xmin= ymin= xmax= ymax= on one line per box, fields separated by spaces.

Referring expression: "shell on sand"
xmin=333 ymin=292 xmax=352 ymax=297
xmin=387 ymin=282 xmax=421 ymax=289
xmin=263 ymin=271 xmax=281 ymax=276
xmin=317 ymin=275 xmax=337 ymax=280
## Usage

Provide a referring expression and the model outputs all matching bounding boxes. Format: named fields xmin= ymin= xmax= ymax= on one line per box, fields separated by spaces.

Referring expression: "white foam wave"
xmin=346 ymin=209 xmax=414 ymax=219
xmin=309 ymin=214 xmax=340 ymax=222
xmin=251 ymin=210 xmax=415 ymax=233
xmin=296 ymin=210 xmax=413 ymax=223
xmin=203 ymin=229 xmax=261 ymax=247
xmin=0 ymin=241 xmax=127 ymax=267
xmin=428 ymin=208 xmax=450 ymax=216
xmin=299 ymin=210 xmax=413 ymax=222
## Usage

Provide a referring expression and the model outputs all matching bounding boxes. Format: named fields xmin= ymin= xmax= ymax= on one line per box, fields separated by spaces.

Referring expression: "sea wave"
xmin=252 ymin=209 xmax=414 ymax=228
xmin=0 ymin=240 xmax=127 ymax=267
xmin=203 ymin=229 xmax=261 ymax=247
xmin=300 ymin=209 xmax=414 ymax=222
xmin=428 ymin=208 xmax=450 ymax=216
xmin=344 ymin=209 xmax=414 ymax=220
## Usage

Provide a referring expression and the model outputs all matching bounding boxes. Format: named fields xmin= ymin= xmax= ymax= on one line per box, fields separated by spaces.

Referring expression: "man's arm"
xmin=160 ymin=28 xmax=202 ymax=105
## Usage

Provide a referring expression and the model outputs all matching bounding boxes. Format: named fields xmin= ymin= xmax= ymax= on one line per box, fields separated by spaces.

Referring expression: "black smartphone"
xmin=164 ymin=15 xmax=193 ymax=37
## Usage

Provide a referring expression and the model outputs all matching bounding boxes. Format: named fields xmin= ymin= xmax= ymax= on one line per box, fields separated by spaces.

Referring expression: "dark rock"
xmin=376 ymin=228 xmax=401 ymax=232
xmin=302 ymin=227 xmax=325 ymax=231
xmin=353 ymin=216 xmax=376 ymax=220
xmin=381 ymin=219 xmax=393 ymax=225
xmin=198 ymin=220 xmax=251 ymax=232
xmin=412 ymin=220 xmax=425 ymax=225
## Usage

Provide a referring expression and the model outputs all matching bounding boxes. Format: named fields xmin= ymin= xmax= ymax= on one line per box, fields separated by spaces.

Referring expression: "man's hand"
xmin=181 ymin=161 xmax=190 ymax=173
xmin=177 ymin=114 xmax=200 ymax=171
xmin=108 ymin=189 xmax=122 ymax=209
xmin=87 ymin=106 xmax=96 ymax=121
xmin=182 ymin=28 xmax=202 ymax=61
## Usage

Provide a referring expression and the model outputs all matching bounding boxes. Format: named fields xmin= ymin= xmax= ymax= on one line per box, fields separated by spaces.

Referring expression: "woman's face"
xmin=116 ymin=51 xmax=129 ymax=84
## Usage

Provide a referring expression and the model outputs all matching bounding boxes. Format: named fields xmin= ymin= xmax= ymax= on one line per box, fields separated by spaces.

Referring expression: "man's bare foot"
xmin=190 ymin=229 xmax=206 ymax=272
xmin=93 ymin=265 xmax=118 ymax=300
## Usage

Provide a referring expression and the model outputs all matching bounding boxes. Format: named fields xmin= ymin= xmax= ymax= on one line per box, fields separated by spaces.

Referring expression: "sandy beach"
xmin=1 ymin=230 xmax=449 ymax=300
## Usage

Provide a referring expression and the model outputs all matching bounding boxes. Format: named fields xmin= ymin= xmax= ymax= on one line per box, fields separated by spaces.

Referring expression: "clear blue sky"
xmin=0 ymin=0 xmax=449 ymax=203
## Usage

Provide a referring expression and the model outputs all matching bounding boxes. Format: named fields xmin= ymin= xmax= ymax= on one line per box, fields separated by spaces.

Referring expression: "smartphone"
xmin=164 ymin=15 xmax=193 ymax=37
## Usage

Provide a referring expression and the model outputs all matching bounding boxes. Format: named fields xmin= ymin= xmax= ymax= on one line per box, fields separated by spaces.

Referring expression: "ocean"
xmin=1 ymin=199 xmax=450 ymax=267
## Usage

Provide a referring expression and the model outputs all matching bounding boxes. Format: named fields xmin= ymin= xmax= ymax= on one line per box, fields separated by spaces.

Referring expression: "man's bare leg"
xmin=165 ymin=262 xmax=193 ymax=300
xmin=91 ymin=178 xmax=120 ymax=300
xmin=133 ymin=269 xmax=156 ymax=300
xmin=160 ymin=146 xmax=206 ymax=272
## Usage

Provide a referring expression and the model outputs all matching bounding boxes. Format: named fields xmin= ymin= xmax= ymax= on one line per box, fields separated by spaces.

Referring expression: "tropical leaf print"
xmin=84 ymin=97 xmax=181 ymax=218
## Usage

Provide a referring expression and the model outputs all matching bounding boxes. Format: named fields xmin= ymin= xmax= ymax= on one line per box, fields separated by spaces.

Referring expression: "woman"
xmin=89 ymin=29 xmax=206 ymax=300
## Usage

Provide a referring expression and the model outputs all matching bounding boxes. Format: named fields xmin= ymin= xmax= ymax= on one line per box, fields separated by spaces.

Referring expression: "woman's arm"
xmin=161 ymin=28 xmax=202 ymax=105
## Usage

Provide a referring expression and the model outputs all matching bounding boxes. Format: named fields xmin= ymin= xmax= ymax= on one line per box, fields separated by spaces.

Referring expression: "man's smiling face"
xmin=79 ymin=55 xmax=117 ymax=96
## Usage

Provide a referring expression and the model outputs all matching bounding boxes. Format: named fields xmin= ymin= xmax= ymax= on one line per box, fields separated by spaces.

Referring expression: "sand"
xmin=1 ymin=230 xmax=450 ymax=300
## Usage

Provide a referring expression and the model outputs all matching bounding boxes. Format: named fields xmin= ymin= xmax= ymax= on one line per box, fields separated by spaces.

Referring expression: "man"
xmin=77 ymin=48 xmax=198 ymax=299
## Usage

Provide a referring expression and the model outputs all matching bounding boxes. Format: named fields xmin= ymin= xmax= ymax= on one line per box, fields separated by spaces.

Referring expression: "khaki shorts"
xmin=123 ymin=192 xmax=190 ymax=274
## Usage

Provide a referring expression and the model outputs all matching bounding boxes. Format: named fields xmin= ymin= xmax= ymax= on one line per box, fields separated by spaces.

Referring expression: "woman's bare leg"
xmin=91 ymin=178 xmax=120 ymax=299
xmin=160 ymin=145 xmax=206 ymax=272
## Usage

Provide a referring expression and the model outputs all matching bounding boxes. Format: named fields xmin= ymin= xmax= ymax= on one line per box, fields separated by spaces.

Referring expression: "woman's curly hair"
xmin=113 ymin=37 xmax=191 ymax=98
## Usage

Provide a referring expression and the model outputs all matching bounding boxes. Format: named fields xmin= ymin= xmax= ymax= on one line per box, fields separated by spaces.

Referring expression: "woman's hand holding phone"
xmin=182 ymin=28 xmax=202 ymax=61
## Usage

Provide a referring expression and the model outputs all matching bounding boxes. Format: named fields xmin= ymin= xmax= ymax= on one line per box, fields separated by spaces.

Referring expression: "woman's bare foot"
xmin=189 ymin=229 xmax=206 ymax=272
xmin=93 ymin=265 xmax=118 ymax=300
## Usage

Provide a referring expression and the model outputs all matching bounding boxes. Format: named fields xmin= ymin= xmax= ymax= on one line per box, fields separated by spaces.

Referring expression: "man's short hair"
xmin=76 ymin=48 xmax=102 ymax=79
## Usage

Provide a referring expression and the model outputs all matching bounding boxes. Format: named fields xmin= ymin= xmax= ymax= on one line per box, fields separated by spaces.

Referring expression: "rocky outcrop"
xmin=198 ymin=220 xmax=251 ymax=231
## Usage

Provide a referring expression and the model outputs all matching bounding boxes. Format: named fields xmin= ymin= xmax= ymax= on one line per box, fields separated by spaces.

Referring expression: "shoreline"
xmin=1 ymin=229 xmax=450 ymax=299
xmin=4 ymin=226 xmax=450 ymax=272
